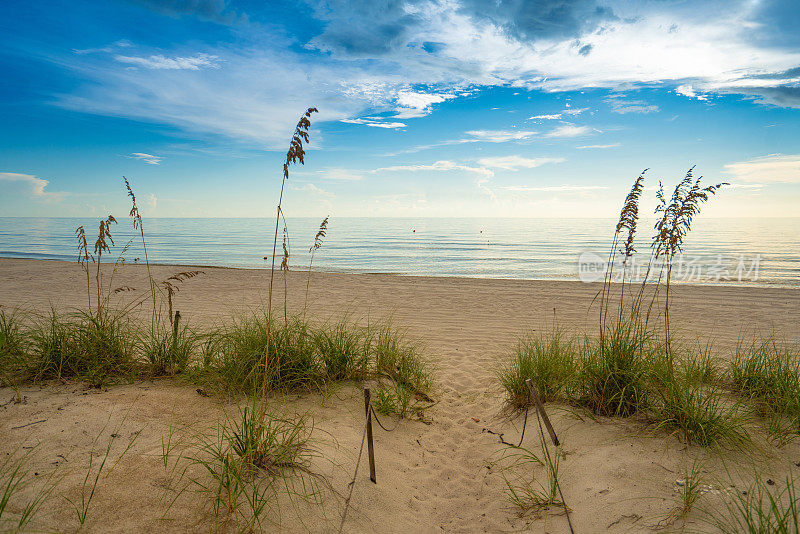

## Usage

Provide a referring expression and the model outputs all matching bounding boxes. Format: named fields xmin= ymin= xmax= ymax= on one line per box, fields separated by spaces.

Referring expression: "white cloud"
xmin=545 ymin=124 xmax=591 ymax=138
xmin=51 ymin=2 xmax=800 ymax=145
xmin=476 ymin=155 xmax=564 ymax=170
xmin=577 ymin=143 xmax=620 ymax=149
xmin=465 ymin=130 xmax=537 ymax=142
xmin=475 ymin=177 xmax=496 ymax=199
xmin=373 ymin=160 xmax=494 ymax=177
xmin=503 ymin=185 xmax=608 ymax=192
xmin=291 ymin=183 xmax=335 ymax=198
xmin=128 ymin=152 xmax=162 ymax=165
xmin=675 ymin=84 xmax=709 ymax=101
xmin=529 ymin=113 xmax=562 ymax=120
xmin=319 ymin=168 xmax=363 ymax=181
xmin=114 ymin=53 xmax=220 ymax=70
xmin=393 ymin=91 xmax=456 ymax=118
xmin=562 ymin=106 xmax=589 ymax=115
xmin=723 ymin=154 xmax=800 ymax=183
xmin=146 ymin=193 xmax=157 ymax=209
xmin=0 ymin=172 xmax=63 ymax=201
xmin=340 ymin=118 xmax=406 ymax=129
xmin=606 ymin=97 xmax=660 ymax=114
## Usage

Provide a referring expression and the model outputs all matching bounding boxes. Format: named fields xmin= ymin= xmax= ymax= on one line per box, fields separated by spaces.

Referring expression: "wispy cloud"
xmin=723 ymin=154 xmax=800 ymax=183
xmin=475 ymin=176 xmax=496 ymax=199
xmin=545 ymin=124 xmax=592 ymax=138
xmin=577 ymin=143 xmax=620 ymax=149
xmin=562 ymin=106 xmax=589 ymax=115
xmin=114 ymin=53 xmax=219 ymax=70
xmin=291 ymin=183 xmax=335 ymax=198
xmin=503 ymin=185 xmax=608 ymax=192
xmin=476 ymin=155 xmax=564 ymax=170
xmin=127 ymin=152 xmax=162 ymax=165
xmin=0 ymin=172 xmax=64 ymax=200
xmin=464 ymin=130 xmax=537 ymax=142
xmin=318 ymin=168 xmax=363 ymax=181
xmin=372 ymin=160 xmax=493 ymax=177
xmin=340 ymin=118 xmax=406 ymax=129
xmin=606 ymin=96 xmax=660 ymax=114
xmin=529 ymin=113 xmax=562 ymax=120
xmin=528 ymin=106 xmax=588 ymax=121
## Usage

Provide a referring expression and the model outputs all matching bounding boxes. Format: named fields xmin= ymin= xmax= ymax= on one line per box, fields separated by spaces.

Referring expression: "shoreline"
xmin=2 ymin=256 xmax=797 ymax=291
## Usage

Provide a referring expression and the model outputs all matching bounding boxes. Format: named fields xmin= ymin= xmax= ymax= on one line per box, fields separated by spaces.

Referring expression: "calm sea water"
xmin=0 ymin=217 xmax=798 ymax=287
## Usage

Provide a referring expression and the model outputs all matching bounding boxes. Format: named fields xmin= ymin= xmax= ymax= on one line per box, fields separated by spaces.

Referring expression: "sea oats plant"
xmin=261 ymin=108 xmax=318 ymax=410
xmin=652 ymin=167 xmax=727 ymax=370
xmin=303 ymin=216 xmax=329 ymax=320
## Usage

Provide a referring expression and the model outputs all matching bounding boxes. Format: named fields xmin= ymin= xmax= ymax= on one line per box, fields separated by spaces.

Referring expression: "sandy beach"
xmin=1 ymin=257 xmax=799 ymax=533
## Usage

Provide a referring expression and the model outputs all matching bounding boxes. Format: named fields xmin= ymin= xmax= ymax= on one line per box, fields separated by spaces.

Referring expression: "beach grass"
xmin=498 ymin=329 xmax=578 ymax=409
xmin=0 ymin=309 xmax=28 ymax=387
xmin=28 ymin=309 xmax=137 ymax=387
xmin=729 ymin=335 xmax=800 ymax=435
xmin=189 ymin=400 xmax=320 ymax=531
xmin=702 ymin=476 xmax=800 ymax=533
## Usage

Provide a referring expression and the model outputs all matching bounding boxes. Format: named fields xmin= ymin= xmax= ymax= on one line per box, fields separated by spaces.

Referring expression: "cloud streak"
xmin=114 ymin=53 xmax=220 ymax=70
xmin=127 ymin=152 xmax=162 ymax=164
xmin=476 ymin=155 xmax=564 ymax=170
xmin=0 ymin=172 xmax=63 ymax=200
xmin=723 ymin=154 xmax=800 ymax=183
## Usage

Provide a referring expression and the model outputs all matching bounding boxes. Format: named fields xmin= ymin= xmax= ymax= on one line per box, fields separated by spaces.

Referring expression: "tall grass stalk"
xmin=303 ymin=216 xmax=328 ymax=321
xmin=125 ymin=177 xmax=157 ymax=318
xmin=261 ymin=107 xmax=318 ymax=417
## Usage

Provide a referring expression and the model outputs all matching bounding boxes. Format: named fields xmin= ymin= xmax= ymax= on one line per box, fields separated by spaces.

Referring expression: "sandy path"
xmin=1 ymin=258 xmax=799 ymax=533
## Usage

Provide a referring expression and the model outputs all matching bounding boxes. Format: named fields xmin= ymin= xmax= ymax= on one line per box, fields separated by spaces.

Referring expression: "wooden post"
xmin=171 ymin=310 xmax=181 ymax=355
xmin=526 ymin=379 xmax=560 ymax=447
xmin=364 ymin=388 xmax=376 ymax=484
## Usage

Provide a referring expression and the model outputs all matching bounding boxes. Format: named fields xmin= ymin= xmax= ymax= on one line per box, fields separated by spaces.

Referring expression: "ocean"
xmin=0 ymin=217 xmax=798 ymax=288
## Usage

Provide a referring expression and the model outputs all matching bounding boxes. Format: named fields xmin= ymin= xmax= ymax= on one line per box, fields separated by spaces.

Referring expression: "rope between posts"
xmin=369 ymin=405 xmax=399 ymax=432
xmin=337 ymin=416 xmax=368 ymax=534
xmin=534 ymin=406 xmax=575 ymax=534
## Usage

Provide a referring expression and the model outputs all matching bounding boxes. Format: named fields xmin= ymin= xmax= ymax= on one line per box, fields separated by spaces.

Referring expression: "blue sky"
xmin=1 ymin=0 xmax=799 ymax=218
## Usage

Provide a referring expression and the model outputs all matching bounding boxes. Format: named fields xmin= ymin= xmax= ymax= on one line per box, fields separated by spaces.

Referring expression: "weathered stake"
xmin=364 ymin=388 xmax=376 ymax=483
xmin=526 ymin=379 xmax=560 ymax=447
xmin=173 ymin=311 xmax=181 ymax=333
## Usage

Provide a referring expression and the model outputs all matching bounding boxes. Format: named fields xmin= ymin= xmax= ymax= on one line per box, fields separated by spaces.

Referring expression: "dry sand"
xmin=1 ymin=258 xmax=799 ymax=533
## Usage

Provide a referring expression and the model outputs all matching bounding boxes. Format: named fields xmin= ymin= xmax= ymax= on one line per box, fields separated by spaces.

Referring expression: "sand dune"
xmin=1 ymin=258 xmax=799 ymax=533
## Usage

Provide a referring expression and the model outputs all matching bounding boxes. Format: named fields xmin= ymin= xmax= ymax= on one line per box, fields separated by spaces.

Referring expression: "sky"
xmin=1 ymin=0 xmax=799 ymax=219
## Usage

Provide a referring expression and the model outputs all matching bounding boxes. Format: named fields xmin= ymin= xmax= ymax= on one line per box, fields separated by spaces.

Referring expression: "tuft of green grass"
xmin=729 ymin=336 xmax=800 ymax=437
xmin=0 ymin=310 xmax=29 ymax=386
xmin=142 ymin=323 xmax=195 ymax=377
xmin=373 ymin=323 xmax=431 ymax=398
xmin=703 ymin=476 xmax=800 ymax=533
xmin=579 ymin=320 xmax=653 ymax=417
xmin=202 ymin=315 xmax=320 ymax=394
xmin=498 ymin=330 xmax=577 ymax=409
xmin=313 ymin=319 xmax=369 ymax=382
xmin=28 ymin=309 xmax=136 ymax=387
xmin=0 ymin=446 xmax=59 ymax=531
xmin=649 ymin=376 xmax=752 ymax=449
xmin=681 ymin=344 xmax=719 ymax=385
xmin=373 ymin=381 xmax=418 ymax=419
xmin=190 ymin=400 xmax=319 ymax=531
xmin=500 ymin=442 xmax=564 ymax=518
